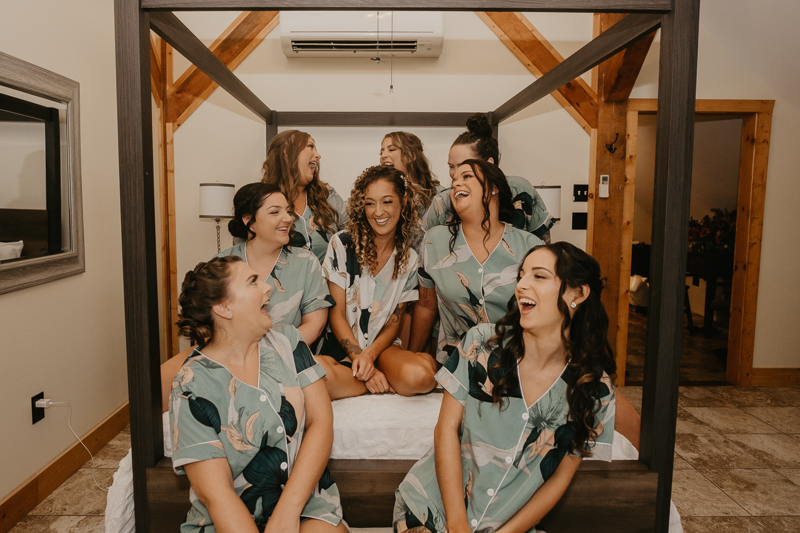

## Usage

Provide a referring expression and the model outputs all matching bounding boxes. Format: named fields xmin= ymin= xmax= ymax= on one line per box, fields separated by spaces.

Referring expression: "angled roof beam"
xmin=167 ymin=11 xmax=278 ymax=127
xmin=141 ymin=0 xmax=673 ymax=12
xmin=492 ymin=12 xmax=661 ymax=124
xmin=149 ymin=10 xmax=273 ymax=124
xmin=600 ymin=17 xmax=657 ymax=102
xmin=477 ymin=11 xmax=597 ymax=134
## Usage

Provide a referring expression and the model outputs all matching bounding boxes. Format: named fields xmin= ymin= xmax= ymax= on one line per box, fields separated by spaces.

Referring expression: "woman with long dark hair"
xmin=408 ymin=160 xmax=544 ymax=363
xmin=262 ymin=130 xmax=347 ymax=263
xmin=315 ymin=166 xmax=437 ymax=398
xmin=380 ymin=131 xmax=442 ymax=216
xmin=169 ymin=256 xmax=347 ymax=533
xmin=395 ymin=243 xmax=616 ymax=533
xmin=423 ymin=113 xmax=554 ymax=240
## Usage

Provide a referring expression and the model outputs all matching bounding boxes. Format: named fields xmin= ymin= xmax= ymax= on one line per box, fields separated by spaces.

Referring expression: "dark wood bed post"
xmin=114 ymin=1 xmax=164 ymax=531
xmin=639 ymin=0 xmax=701 ymax=530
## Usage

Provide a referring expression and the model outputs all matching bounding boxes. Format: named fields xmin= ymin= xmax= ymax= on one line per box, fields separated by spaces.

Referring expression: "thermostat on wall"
xmin=599 ymin=175 xmax=610 ymax=199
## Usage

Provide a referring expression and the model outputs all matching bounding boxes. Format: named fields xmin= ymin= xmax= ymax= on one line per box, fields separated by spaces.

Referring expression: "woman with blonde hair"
xmin=315 ymin=165 xmax=438 ymax=399
xmin=262 ymin=130 xmax=347 ymax=263
xmin=380 ymin=131 xmax=442 ymax=216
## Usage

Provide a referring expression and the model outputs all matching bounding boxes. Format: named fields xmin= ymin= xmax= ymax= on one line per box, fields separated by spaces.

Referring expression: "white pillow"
xmin=0 ymin=241 xmax=23 ymax=261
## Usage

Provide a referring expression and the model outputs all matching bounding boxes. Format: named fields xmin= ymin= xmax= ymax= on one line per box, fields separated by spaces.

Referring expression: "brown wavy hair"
xmin=261 ymin=130 xmax=340 ymax=234
xmin=346 ymin=166 xmax=422 ymax=280
xmin=176 ymin=256 xmax=243 ymax=346
xmin=383 ymin=131 xmax=440 ymax=211
xmin=487 ymin=243 xmax=617 ymax=457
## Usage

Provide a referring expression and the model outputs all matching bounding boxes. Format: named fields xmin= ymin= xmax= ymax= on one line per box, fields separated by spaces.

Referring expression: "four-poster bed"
xmin=114 ymin=0 xmax=700 ymax=531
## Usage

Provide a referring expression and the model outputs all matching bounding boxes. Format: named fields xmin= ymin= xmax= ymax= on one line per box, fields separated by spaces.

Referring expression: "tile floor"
xmin=10 ymin=385 xmax=800 ymax=533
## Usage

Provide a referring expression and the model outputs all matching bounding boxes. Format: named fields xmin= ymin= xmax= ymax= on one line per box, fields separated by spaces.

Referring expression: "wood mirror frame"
xmin=0 ymin=51 xmax=85 ymax=294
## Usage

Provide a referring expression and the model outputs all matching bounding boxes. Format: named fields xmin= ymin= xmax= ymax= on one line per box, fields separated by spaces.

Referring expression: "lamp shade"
xmin=533 ymin=185 xmax=561 ymax=221
xmin=199 ymin=182 xmax=235 ymax=219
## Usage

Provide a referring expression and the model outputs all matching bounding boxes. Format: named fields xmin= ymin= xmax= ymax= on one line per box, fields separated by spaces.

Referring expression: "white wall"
xmin=0 ymin=0 xmax=127 ymax=499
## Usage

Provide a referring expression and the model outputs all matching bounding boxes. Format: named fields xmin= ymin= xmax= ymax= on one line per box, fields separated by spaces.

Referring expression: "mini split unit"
xmin=280 ymin=11 xmax=444 ymax=58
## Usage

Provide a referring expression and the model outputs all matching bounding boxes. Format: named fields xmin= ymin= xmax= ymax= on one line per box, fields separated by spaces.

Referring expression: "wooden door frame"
xmin=624 ymin=98 xmax=774 ymax=386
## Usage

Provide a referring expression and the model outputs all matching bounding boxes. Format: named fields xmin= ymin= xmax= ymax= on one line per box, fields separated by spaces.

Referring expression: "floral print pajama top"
xmin=422 ymin=176 xmax=554 ymax=238
xmin=418 ymin=223 xmax=543 ymax=364
xmin=169 ymin=326 xmax=343 ymax=532
xmin=218 ymin=243 xmax=333 ymax=331
xmin=289 ymin=188 xmax=348 ymax=264
xmin=317 ymin=230 xmax=419 ymax=364
xmin=395 ymin=323 xmax=615 ymax=533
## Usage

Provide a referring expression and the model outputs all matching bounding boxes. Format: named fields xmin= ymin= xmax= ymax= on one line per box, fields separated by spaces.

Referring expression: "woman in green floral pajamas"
xmin=169 ymin=255 xmax=347 ymax=533
xmin=395 ymin=242 xmax=616 ymax=533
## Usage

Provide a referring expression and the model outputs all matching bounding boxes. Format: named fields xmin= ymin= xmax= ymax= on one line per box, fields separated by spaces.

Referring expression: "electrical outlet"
xmin=572 ymin=212 xmax=588 ymax=230
xmin=32 ymin=392 xmax=45 ymax=424
xmin=573 ymin=184 xmax=589 ymax=202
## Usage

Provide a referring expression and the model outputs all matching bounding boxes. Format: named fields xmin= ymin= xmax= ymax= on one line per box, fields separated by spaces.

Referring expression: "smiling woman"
xmin=379 ymin=132 xmax=441 ymax=215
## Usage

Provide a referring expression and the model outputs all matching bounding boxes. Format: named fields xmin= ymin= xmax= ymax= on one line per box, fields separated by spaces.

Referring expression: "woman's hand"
xmin=350 ymin=348 xmax=377 ymax=381
xmin=365 ymin=369 xmax=394 ymax=394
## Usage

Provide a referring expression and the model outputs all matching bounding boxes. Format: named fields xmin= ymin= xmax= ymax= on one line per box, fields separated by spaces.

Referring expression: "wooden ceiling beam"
xmin=478 ymin=11 xmax=597 ymax=133
xmin=150 ymin=35 xmax=163 ymax=108
xmin=166 ymin=10 xmax=278 ymax=128
xmin=150 ymin=10 xmax=274 ymax=124
xmin=492 ymin=12 xmax=661 ymax=124
xmin=599 ymin=14 xmax=656 ymax=102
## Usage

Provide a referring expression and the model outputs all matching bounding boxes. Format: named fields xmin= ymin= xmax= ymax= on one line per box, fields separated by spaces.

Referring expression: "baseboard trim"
xmin=750 ymin=368 xmax=800 ymax=386
xmin=0 ymin=402 xmax=129 ymax=533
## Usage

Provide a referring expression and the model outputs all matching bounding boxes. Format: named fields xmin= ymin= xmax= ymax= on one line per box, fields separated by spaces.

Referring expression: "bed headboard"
xmin=0 ymin=208 xmax=48 ymax=259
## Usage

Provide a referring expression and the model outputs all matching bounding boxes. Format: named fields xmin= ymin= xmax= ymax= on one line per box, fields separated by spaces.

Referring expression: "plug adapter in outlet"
xmin=32 ymin=392 xmax=45 ymax=424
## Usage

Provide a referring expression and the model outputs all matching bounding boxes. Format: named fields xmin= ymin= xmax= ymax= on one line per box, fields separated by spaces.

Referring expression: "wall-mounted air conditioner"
xmin=280 ymin=11 xmax=443 ymax=58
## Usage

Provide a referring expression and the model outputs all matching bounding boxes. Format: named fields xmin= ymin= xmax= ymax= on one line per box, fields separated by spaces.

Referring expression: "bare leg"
xmin=615 ymin=389 xmax=641 ymax=450
xmin=377 ymin=347 xmax=438 ymax=397
xmin=299 ymin=518 xmax=350 ymax=533
xmin=398 ymin=306 xmax=413 ymax=348
xmin=315 ymin=355 xmax=368 ymax=401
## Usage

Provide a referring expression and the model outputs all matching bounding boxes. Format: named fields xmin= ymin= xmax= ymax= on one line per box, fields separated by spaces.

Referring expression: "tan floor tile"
xmin=742 ymin=407 xmax=800 ymax=434
xmin=681 ymin=516 xmax=769 ymax=533
xmin=700 ymin=468 xmax=800 ymax=516
xmin=724 ymin=434 xmax=800 ymax=469
xmin=9 ymin=515 xmax=104 ymax=533
xmin=759 ymin=387 xmax=800 ymax=407
xmin=776 ymin=468 xmax=800 ymax=486
xmin=682 ymin=407 xmax=781 ymax=434
xmin=674 ymin=433 xmax=767 ymax=469
xmin=617 ymin=386 xmax=642 ymax=410
xmin=671 ymin=469 xmax=748 ymax=517
xmin=676 ymin=407 xmax=719 ymax=434
xmin=30 ymin=469 xmax=114 ymax=515
xmin=679 ymin=387 xmax=733 ymax=408
xmin=708 ymin=387 xmax=790 ymax=408
xmin=674 ymin=452 xmax=695 ymax=470
xmin=757 ymin=516 xmax=800 ymax=531
xmin=81 ymin=427 xmax=131 ymax=469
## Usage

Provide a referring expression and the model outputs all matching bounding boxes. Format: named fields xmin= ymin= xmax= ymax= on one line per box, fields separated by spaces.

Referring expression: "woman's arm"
xmin=266 ymin=379 xmax=334 ymax=533
xmin=361 ymin=301 xmax=409 ymax=393
xmin=184 ymin=458 xmax=260 ymax=533
xmin=494 ymin=455 xmax=581 ymax=533
xmin=434 ymin=391 xmax=471 ymax=533
xmin=297 ymin=308 xmax=328 ymax=346
xmin=408 ymin=285 xmax=437 ymax=353
xmin=326 ymin=281 xmax=381 ymax=381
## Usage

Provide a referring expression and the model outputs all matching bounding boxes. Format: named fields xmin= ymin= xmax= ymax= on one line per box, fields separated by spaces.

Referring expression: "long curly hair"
xmin=176 ymin=256 xmax=243 ymax=346
xmin=487 ymin=242 xmax=616 ymax=457
xmin=447 ymin=159 xmax=515 ymax=253
xmin=227 ymin=182 xmax=297 ymax=241
xmin=346 ymin=165 xmax=422 ymax=280
xmin=261 ymin=130 xmax=340 ymax=234
xmin=383 ymin=131 xmax=440 ymax=211
xmin=452 ymin=113 xmax=501 ymax=164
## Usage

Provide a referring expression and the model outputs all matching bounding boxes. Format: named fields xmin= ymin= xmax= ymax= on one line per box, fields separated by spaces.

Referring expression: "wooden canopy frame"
xmin=114 ymin=1 xmax=700 ymax=532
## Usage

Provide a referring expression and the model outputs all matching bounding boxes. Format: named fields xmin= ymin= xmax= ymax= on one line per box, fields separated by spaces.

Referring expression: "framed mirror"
xmin=0 ymin=51 xmax=84 ymax=294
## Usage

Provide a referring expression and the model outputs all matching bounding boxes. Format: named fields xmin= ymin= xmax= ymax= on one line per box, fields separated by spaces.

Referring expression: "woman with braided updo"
xmin=169 ymin=255 xmax=348 ymax=533
xmin=314 ymin=165 xmax=438 ymax=399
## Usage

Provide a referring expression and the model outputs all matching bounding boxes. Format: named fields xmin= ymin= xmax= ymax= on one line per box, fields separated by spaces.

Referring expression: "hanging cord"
xmin=389 ymin=11 xmax=395 ymax=93
xmin=51 ymin=402 xmax=111 ymax=492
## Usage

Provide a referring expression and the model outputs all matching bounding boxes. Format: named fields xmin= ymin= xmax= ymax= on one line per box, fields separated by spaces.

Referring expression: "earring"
xmin=227 ymin=314 xmax=233 ymax=319
xmin=491 ymin=191 xmax=497 ymax=196
xmin=570 ymin=302 xmax=577 ymax=309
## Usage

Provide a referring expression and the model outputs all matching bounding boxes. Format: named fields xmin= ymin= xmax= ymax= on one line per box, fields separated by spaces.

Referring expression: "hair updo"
xmin=177 ymin=256 xmax=243 ymax=346
xmin=227 ymin=182 xmax=289 ymax=241
xmin=452 ymin=113 xmax=501 ymax=164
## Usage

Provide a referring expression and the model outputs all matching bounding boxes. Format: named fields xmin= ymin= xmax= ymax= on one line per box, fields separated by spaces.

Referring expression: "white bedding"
xmin=107 ymin=393 xmax=682 ymax=533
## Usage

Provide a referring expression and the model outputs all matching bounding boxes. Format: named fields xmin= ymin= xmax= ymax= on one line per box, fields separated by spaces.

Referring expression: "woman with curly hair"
xmin=423 ymin=113 xmax=554 ymax=241
xmin=394 ymin=243 xmax=616 ymax=533
xmin=262 ymin=130 xmax=347 ymax=263
xmin=380 ymin=131 xmax=442 ymax=215
xmin=314 ymin=165 xmax=438 ymax=399
xmin=408 ymin=160 xmax=543 ymax=364
xmin=168 ymin=255 xmax=348 ymax=533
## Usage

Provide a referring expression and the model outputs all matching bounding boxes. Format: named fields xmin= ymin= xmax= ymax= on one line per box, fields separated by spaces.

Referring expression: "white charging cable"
xmin=36 ymin=399 xmax=110 ymax=492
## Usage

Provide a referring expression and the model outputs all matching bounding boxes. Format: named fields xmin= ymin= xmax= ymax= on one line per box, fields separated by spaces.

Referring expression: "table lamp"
xmin=199 ymin=182 xmax=235 ymax=253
